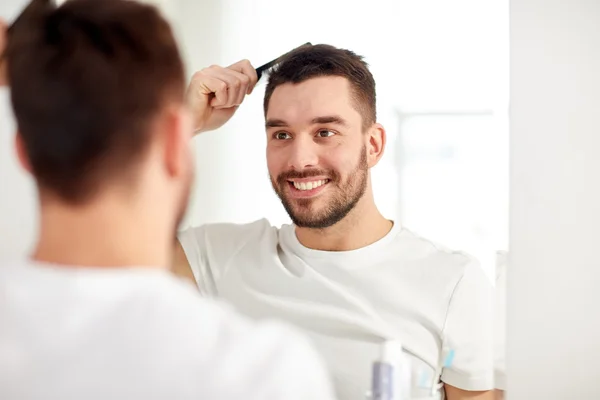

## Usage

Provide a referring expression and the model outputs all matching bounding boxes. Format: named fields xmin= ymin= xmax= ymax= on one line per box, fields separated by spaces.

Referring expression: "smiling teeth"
xmin=293 ymin=180 xmax=327 ymax=191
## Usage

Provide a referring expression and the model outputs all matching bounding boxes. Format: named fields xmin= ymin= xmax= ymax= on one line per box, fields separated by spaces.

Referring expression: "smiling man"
xmin=175 ymin=44 xmax=494 ymax=400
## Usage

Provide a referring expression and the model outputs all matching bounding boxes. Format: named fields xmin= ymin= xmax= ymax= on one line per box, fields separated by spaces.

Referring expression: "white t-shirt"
xmin=0 ymin=261 xmax=336 ymax=400
xmin=494 ymin=251 xmax=507 ymax=391
xmin=179 ymin=219 xmax=495 ymax=400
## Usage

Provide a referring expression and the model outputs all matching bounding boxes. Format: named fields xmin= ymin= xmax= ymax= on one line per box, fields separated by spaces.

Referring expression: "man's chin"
xmin=287 ymin=208 xmax=332 ymax=228
xmin=285 ymin=197 xmax=323 ymax=213
xmin=291 ymin=216 xmax=337 ymax=229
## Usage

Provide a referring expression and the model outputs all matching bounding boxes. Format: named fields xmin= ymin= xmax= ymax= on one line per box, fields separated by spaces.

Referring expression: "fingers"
xmin=190 ymin=60 xmax=257 ymax=110
xmin=190 ymin=71 xmax=230 ymax=109
xmin=228 ymin=59 xmax=258 ymax=95
xmin=206 ymin=66 xmax=251 ymax=108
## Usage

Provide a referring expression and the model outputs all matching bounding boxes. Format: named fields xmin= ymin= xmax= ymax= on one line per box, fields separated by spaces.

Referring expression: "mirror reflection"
xmin=0 ymin=0 xmax=508 ymax=399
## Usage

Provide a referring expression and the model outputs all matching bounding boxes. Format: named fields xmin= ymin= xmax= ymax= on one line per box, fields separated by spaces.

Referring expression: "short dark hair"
xmin=263 ymin=44 xmax=376 ymax=130
xmin=6 ymin=0 xmax=185 ymax=203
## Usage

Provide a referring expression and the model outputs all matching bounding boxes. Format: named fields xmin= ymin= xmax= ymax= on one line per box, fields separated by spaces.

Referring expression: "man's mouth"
xmin=289 ymin=179 xmax=329 ymax=191
xmin=284 ymin=178 xmax=331 ymax=198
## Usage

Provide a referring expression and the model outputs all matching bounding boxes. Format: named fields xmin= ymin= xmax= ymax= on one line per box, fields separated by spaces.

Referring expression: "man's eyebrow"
xmin=311 ymin=115 xmax=349 ymax=127
xmin=265 ymin=115 xmax=349 ymax=129
xmin=265 ymin=119 xmax=288 ymax=128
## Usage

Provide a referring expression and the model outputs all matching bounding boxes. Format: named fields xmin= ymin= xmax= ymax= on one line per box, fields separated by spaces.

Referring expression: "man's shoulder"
xmin=396 ymin=227 xmax=479 ymax=271
xmin=135 ymin=273 xmax=304 ymax=345
xmin=131 ymin=273 xmax=251 ymax=333
xmin=202 ymin=217 xmax=279 ymax=238
xmin=136 ymin=275 xmax=334 ymax=398
xmin=0 ymin=268 xmax=333 ymax=399
xmin=105 ymin=273 xmax=298 ymax=354
xmin=178 ymin=218 xmax=278 ymax=247
xmin=177 ymin=219 xmax=282 ymax=275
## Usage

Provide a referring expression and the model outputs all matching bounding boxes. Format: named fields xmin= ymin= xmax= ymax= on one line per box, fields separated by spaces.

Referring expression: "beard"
xmin=271 ymin=146 xmax=368 ymax=229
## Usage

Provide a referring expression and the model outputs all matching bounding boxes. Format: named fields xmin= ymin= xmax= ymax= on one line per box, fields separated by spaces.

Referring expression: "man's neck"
xmin=33 ymin=195 xmax=172 ymax=269
xmin=295 ymin=196 xmax=393 ymax=252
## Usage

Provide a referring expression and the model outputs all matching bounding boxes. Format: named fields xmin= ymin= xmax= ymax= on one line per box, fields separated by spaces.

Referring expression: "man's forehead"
xmin=269 ymin=75 xmax=351 ymax=102
xmin=266 ymin=76 xmax=360 ymax=126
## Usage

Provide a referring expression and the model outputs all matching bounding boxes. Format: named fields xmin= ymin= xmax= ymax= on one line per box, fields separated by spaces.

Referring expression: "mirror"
xmin=169 ymin=1 xmax=509 ymax=399
xmin=0 ymin=0 xmax=508 ymax=399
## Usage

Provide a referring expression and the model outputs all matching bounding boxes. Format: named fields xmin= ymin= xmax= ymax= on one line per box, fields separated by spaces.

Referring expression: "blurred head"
xmin=0 ymin=19 xmax=7 ymax=87
xmin=264 ymin=44 xmax=385 ymax=229
xmin=6 ymin=0 xmax=193 ymax=233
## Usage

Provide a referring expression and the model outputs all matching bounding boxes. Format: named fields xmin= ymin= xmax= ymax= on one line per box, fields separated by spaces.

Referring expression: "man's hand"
xmin=186 ymin=59 xmax=258 ymax=134
xmin=0 ymin=19 xmax=7 ymax=87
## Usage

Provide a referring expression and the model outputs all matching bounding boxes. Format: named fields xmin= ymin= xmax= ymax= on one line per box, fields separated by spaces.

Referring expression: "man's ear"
xmin=15 ymin=132 xmax=32 ymax=174
xmin=366 ymin=123 xmax=386 ymax=168
xmin=163 ymin=105 xmax=192 ymax=178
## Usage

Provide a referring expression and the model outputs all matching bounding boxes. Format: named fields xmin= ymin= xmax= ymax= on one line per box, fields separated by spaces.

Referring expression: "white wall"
xmin=0 ymin=0 xmax=37 ymax=260
xmin=509 ymin=0 xmax=600 ymax=398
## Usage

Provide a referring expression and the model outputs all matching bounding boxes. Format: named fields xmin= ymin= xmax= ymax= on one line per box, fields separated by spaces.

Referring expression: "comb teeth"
xmin=255 ymin=42 xmax=312 ymax=81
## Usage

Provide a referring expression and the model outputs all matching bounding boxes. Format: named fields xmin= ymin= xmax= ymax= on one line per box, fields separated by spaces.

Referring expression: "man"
xmin=174 ymin=45 xmax=495 ymax=399
xmin=0 ymin=1 xmax=335 ymax=399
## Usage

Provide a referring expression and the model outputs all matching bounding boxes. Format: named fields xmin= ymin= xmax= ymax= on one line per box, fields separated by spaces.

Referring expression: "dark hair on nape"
xmin=263 ymin=44 xmax=377 ymax=131
xmin=6 ymin=0 xmax=186 ymax=204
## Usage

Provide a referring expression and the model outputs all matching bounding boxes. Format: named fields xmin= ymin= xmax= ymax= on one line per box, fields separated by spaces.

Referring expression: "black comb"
xmin=255 ymin=42 xmax=312 ymax=81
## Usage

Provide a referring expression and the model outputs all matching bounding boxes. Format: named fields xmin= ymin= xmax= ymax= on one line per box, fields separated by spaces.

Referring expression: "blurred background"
xmin=0 ymin=0 xmax=509 ymax=278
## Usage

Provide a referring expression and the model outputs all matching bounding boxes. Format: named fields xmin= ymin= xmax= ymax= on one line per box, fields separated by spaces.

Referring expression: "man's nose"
xmin=287 ymin=136 xmax=319 ymax=171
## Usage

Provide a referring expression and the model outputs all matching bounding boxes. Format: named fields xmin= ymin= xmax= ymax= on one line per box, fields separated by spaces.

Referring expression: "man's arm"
xmin=493 ymin=252 xmax=507 ymax=398
xmin=440 ymin=260 xmax=495 ymax=397
xmin=171 ymin=240 xmax=196 ymax=285
xmin=170 ymin=59 xmax=257 ymax=284
xmin=445 ymin=385 xmax=494 ymax=400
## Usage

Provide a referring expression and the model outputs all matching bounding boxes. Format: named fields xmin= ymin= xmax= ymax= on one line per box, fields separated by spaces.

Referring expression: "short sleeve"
xmin=440 ymin=260 xmax=494 ymax=391
xmin=494 ymin=251 xmax=507 ymax=390
xmin=177 ymin=225 xmax=216 ymax=296
xmin=177 ymin=219 xmax=274 ymax=296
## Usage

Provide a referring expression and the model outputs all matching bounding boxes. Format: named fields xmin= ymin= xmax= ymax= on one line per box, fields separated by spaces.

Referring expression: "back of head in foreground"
xmin=6 ymin=0 xmax=192 ymax=268
xmin=1 ymin=1 xmax=336 ymax=399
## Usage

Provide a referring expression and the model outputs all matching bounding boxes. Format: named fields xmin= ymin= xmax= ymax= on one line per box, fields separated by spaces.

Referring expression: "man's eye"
xmin=317 ymin=129 xmax=336 ymax=138
xmin=275 ymin=132 xmax=292 ymax=140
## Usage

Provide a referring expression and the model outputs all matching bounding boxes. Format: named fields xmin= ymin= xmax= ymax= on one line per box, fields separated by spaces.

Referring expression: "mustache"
xmin=277 ymin=169 xmax=335 ymax=183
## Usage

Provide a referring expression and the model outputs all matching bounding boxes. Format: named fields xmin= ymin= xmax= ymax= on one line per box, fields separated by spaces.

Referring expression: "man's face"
xmin=266 ymin=76 xmax=369 ymax=229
